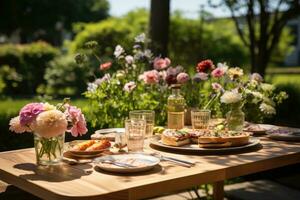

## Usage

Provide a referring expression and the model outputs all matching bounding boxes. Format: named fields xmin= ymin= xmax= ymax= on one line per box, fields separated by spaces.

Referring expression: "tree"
xmin=210 ymin=0 xmax=300 ymax=76
xmin=149 ymin=0 xmax=170 ymax=57
xmin=0 ymin=0 xmax=109 ymax=45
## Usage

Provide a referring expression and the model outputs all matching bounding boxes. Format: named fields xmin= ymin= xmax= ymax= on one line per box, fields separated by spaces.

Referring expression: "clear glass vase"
xmin=226 ymin=102 xmax=245 ymax=132
xmin=34 ymin=133 xmax=65 ymax=166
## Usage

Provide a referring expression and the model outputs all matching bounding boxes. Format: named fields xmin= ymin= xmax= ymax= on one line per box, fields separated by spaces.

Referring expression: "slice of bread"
xmin=161 ymin=134 xmax=190 ymax=146
xmin=198 ymin=134 xmax=250 ymax=147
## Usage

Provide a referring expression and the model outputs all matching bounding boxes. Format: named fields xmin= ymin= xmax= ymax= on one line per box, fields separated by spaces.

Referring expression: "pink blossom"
xmin=250 ymin=73 xmax=263 ymax=82
xmin=193 ymin=72 xmax=208 ymax=82
xmin=142 ymin=70 xmax=159 ymax=84
xmin=211 ymin=67 xmax=225 ymax=78
xmin=66 ymin=106 xmax=88 ymax=137
xmin=19 ymin=103 xmax=44 ymax=125
xmin=153 ymin=57 xmax=171 ymax=70
xmin=100 ymin=62 xmax=112 ymax=70
xmin=211 ymin=82 xmax=223 ymax=92
xmin=123 ymin=81 xmax=136 ymax=92
xmin=176 ymin=72 xmax=189 ymax=84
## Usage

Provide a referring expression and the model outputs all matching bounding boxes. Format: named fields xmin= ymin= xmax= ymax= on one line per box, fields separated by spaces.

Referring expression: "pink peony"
xmin=123 ymin=81 xmax=136 ymax=92
xmin=211 ymin=67 xmax=225 ymax=78
xmin=176 ymin=72 xmax=189 ymax=84
xmin=100 ymin=62 xmax=112 ymax=70
xmin=33 ymin=110 xmax=68 ymax=138
xmin=19 ymin=103 xmax=44 ymax=126
xmin=66 ymin=106 xmax=88 ymax=137
xmin=9 ymin=116 xmax=31 ymax=133
xmin=193 ymin=72 xmax=208 ymax=82
xmin=153 ymin=57 xmax=171 ymax=70
xmin=142 ymin=70 xmax=160 ymax=84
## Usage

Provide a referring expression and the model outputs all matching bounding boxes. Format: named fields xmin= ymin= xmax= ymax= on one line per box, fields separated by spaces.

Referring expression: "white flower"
xmin=259 ymin=103 xmax=276 ymax=115
xmin=251 ymin=91 xmax=264 ymax=99
xmin=43 ymin=103 xmax=56 ymax=111
xmin=220 ymin=91 xmax=242 ymax=104
xmin=143 ymin=49 xmax=152 ymax=58
xmin=217 ymin=62 xmax=229 ymax=72
xmin=123 ymin=81 xmax=136 ymax=93
xmin=114 ymin=45 xmax=124 ymax=58
xmin=261 ymin=83 xmax=274 ymax=92
xmin=211 ymin=83 xmax=223 ymax=92
xmin=87 ymin=83 xmax=97 ymax=92
xmin=125 ymin=55 xmax=134 ymax=64
xmin=135 ymin=33 xmax=146 ymax=43
xmin=9 ymin=116 xmax=31 ymax=133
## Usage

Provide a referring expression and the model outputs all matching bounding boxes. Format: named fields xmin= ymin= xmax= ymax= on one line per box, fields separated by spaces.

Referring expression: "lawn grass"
xmin=266 ymin=74 xmax=300 ymax=87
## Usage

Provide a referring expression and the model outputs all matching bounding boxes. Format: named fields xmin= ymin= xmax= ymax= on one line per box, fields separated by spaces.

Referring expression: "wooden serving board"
xmin=150 ymin=136 xmax=261 ymax=155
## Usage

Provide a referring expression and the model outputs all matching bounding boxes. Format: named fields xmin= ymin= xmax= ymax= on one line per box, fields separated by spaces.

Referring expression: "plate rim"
xmin=150 ymin=135 xmax=260 ymax=153
xmin=94 ymin=153 xmax=160 ymax=173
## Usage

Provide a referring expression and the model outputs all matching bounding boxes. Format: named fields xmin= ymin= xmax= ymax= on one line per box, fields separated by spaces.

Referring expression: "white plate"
xmin=95 ymin=128 xmax=125 ymax=134
xmin=244 ymin=124 xmax=278 ymax=135
xmin=94 ymin=154 xmax=160 ymax=173
xmin=267 ymin=127 xmax=300 ymax=141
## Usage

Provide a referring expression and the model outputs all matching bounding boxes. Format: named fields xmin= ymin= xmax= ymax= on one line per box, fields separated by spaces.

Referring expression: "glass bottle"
xmin=167 ymin=85 xmax=185 ymax=129
xmin=226 ymin=102 xmax=245 ymax=132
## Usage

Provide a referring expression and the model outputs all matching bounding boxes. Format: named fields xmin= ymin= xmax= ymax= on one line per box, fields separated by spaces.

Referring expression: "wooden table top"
xmin=0 ymin=137 xmax=300 ymax=200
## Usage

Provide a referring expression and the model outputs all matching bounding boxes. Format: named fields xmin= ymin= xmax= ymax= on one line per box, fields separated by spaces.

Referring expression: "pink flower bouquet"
xmin=9 ymin=99 xmax=88 ymax=165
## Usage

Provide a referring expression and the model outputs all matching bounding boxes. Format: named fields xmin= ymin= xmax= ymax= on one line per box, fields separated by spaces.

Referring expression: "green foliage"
xmin=0 ymin=0 xmax=109 ymax=44
xmin=40 ymin=55 xmax=92 ymax=97
xmin=0 ymin=42 xmax=59 ymax=95
xmin=169 ymin=14 xmax=248 ymax=67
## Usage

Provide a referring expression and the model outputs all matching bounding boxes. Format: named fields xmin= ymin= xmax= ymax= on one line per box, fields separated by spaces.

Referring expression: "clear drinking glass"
xmin=191 ymin=109 xmax=211 ymax=129
xmin=114 ymin=132 xmax=127 ymax=152
xmin=125 ymin=119 xmax=146 ymax=152
xmin=129 ymin=110 xmax=155 ymax=138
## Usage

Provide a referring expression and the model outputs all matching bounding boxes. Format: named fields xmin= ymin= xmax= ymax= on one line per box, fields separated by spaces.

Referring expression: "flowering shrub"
xmin=182 ymin=60 xmax=288 ymax=123
xmin=77 ymin=34 xmax=191 ymax=128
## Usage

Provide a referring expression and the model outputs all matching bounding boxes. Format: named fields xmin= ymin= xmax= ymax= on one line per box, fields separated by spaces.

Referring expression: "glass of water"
xmin=125 ymin=119 xmax=146 ymax=152
xmin=129 ymin=110 xmax=155 ymax=138
xmin=191 ymin=109 xmax=211 ymax=129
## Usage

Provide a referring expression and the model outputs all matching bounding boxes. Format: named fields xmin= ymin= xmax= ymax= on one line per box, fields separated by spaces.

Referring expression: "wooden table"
xmin=0 ymin=138 xmax=300 ymax=200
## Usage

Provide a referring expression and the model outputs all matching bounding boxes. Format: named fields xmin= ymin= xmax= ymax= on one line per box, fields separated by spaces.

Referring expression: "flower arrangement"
xmin=9 ymin=99 xmax=87 ymax=165
xmin=76 ymin=33 xmax=189 ymax=128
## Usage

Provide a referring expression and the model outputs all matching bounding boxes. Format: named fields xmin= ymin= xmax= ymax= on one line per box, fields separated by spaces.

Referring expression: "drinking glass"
xmin=114 ymin=132 xmax=127 ymax=152
xmin=191 ymin=109 xmax=211 ymax=129
xmin=125 ymin=119 xmax=146 ymax=152
xmin=129 ymin=110 xmax=155 ymax=138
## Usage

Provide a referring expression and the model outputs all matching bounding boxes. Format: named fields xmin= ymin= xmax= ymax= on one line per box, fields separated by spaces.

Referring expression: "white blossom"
xmin=220 ymin=91 xmax=242 ymax=104
xmin=114 ymin=45 xmax=124 ymax=58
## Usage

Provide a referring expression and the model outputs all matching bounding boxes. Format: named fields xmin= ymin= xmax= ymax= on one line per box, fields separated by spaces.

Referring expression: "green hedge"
xmin=0 ymin=42 xmax=59 ymax=95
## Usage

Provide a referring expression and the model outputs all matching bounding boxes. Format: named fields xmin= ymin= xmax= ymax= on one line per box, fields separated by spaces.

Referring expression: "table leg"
xmin=213 ymin=181 xmax=224 ymax=200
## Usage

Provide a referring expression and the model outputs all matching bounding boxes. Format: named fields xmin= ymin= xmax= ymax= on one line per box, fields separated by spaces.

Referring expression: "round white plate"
xmin=94 ymin=154 xmax=160 ymax=173
xmin=244 ymin=124 xmax=278 ymax=135
xmin=267 ymin=127 xmax=300 ymax=141
xmin=95 ymin=128 xmax=125 ymax=134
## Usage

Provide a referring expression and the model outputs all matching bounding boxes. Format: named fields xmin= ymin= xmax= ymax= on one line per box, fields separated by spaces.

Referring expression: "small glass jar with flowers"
xmin=9 ymin=99 xmax=88 ymax=166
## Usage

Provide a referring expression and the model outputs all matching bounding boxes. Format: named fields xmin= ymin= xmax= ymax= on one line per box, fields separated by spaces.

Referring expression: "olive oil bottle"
xmin=167 ymin=85 xmax=185 ymax=129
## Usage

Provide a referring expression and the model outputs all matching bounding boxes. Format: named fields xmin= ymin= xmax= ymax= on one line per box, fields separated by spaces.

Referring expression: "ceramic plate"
xmin=94 ymin=154 xmax=160 ymax=173
xmin=150 ymin=135 xmax=260 ymax=154
xmin=267 ymin=127 xmax=300 ymax=142
xmin=244 ymin=124 xmax=278 ymax=135
xmin=67 ymin=140 xmax=110 ymax=158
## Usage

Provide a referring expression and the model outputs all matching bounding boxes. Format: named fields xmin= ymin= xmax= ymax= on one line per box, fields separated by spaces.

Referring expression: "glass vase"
xmin=226 ymin=103 xmax=245 ymax=132
xmin=34 ymin=133 xmax=65 ymax=166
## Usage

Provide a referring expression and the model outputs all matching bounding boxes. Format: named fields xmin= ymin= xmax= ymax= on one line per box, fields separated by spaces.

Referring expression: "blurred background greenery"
xmin=0 ymin=0 xmax=300 ymax=151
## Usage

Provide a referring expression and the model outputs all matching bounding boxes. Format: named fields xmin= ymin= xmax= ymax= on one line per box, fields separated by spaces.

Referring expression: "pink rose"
xmin=65 ymin=106 xmax=88 ymax=137
xmin=123 ymin=81 xmax=136 ymax=93
xmin=143 ymin=70 xmax=159 ymax=84
xmin=100 ymin=62 xmax=112 ymax=70
xmin=211 ymin=67 xmax=225 ymax=78
xmin=176 ymin=72 xmax=189 ymax=84
xmin=211 ymin=82 xmax=223 ymax=92
xmin=153 ymin=57 xmax=171 ymax=70
xmin=19 ymin=103 xmax=44 ymax=125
